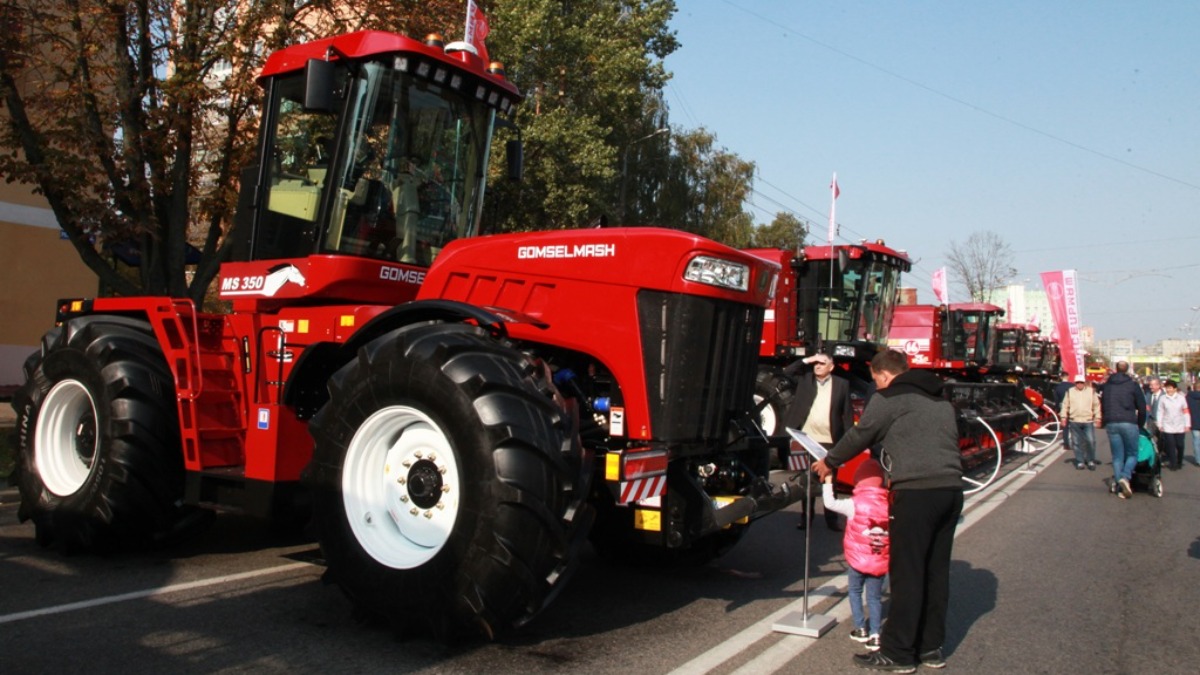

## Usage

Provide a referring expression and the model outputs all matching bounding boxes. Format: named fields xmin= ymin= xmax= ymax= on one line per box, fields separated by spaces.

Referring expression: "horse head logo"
xmin=263 ymin=264 xmax=307 ymax=296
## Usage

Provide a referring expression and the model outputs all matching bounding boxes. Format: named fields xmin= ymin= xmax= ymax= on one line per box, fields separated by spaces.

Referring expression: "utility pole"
xmin=619 ymin=128 xmax=669 ymax=224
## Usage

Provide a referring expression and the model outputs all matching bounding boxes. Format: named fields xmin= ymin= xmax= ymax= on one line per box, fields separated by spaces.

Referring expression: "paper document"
xmin=785 ymin=427 xmax=828 ymax=461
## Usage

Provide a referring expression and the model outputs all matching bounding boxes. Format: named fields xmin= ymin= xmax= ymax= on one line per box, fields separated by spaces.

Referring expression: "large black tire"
xmin=754 ymin=367 xmax=795 ymax=438
xmin=307 ymin=322 xmax=592 ymax=639
xmin=13 ymin=316 xmax=185 ymax=552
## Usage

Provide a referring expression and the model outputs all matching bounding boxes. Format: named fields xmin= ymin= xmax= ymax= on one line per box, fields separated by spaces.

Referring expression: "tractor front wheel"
xmin=308 ymin=322 xmax=591 ymax=639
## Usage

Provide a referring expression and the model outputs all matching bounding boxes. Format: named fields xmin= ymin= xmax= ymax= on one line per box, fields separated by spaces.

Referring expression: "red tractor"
xmin=746 ymin=241 xmax=912 ymax=435
xmin=13 ymin=30 xmax=796 ymax=638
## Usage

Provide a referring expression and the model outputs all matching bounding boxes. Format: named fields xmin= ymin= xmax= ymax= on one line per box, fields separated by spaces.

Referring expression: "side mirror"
xmin=303 ymin=59 xmax=336 ymax=112
xmin=506 ymin=138 xmax=523 ymax=182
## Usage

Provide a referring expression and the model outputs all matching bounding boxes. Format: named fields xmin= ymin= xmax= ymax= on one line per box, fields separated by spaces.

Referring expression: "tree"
xmin=653 ymin=127 xmax=756 ymax=248
xmin=485 ymin=0 xmax=679 ymax=232
xmin=753 ymin=212 xmax=808 ymax=250
xmin=944 ymin=230 xmax=1017 ymax=303
xmin=0 ymin=1 xmax=463 ymax=305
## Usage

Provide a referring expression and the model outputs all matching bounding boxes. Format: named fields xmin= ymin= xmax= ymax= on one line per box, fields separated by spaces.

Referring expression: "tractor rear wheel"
xmin=13 ymin=316 xmax=185 ymax=552
xmin=308 ymin=322 xmax=592 ymax=639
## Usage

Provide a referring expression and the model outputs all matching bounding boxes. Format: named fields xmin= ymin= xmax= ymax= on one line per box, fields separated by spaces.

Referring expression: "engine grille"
xmin=637 ymin=290 xmax=764 ymax=443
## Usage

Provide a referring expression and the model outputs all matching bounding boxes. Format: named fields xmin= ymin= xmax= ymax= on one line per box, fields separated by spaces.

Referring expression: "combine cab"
xmin=13 ymin=29 xmax=799 ymax=638
xmin=747 ymin=241 xmax=911 ymax=434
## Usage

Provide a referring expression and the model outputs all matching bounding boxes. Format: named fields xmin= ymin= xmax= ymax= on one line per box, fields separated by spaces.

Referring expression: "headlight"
xmin=684 ymin=256 xmax=750 ymax=292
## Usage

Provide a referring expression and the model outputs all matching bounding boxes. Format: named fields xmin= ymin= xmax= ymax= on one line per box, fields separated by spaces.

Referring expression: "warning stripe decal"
xmin=786 ymin=453 xmax=811 ymax=472
xmin=619 ymin=476 xmax=668 ymax=504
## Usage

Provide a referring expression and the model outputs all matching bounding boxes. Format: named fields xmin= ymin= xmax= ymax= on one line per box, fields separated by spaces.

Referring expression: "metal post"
xmin=773 ymin=463 xmax=836 ymax=637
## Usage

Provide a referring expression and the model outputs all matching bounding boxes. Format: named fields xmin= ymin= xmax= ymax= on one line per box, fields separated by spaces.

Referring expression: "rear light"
xmin=606 ymin=448 xmax=669 ymax=506
xmin=605 ymin=447 xmax=668 ymax=481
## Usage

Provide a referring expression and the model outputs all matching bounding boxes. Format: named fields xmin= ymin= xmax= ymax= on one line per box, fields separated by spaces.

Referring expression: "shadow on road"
xmin=944 ymin=559 xmax=998 ymax=655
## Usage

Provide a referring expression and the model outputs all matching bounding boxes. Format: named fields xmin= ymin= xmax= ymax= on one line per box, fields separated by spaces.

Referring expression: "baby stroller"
xmin=1130 ymin=428 xmax=1163 ymax=497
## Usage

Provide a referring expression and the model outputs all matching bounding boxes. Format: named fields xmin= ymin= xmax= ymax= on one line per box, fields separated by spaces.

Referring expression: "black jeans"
xmin=881 ymin=488 xmax=964 ymax=664
xmin=1161 ymin=432 xmax=1186 ymax=469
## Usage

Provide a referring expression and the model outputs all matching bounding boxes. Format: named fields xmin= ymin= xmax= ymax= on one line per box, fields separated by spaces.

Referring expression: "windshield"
xmin=947 ymin=310 xmax=991 ymax=363
xmin=802 ymin=255 xmax=901 ymax=347
xmin=994 ymin=329 xmax=1021 ymax=365
xmin=259 ymin=61 xmax=494 ymax=264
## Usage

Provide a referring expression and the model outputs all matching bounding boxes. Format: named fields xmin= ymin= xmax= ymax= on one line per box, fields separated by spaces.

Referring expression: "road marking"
xmin=670 ymin=442 xmax=1067 ymax=675
xmin=0 ymin=561 xmax=315 ymax=625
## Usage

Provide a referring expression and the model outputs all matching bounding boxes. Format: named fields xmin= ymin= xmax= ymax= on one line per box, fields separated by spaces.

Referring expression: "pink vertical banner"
xmin=1040 ymin=270 xmax=1084 ymax=377
xmin=931 ymin=267 xmax=948 ymax=304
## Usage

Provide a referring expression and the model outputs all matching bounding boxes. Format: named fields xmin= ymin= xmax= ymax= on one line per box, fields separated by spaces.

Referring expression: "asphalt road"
xmin=2 ymin=434 xmax=1197 ymax=674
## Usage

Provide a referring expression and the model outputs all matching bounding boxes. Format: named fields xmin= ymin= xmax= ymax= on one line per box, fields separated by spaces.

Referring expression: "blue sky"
xmin=663 ymin=1 xmax=1199 ymax=346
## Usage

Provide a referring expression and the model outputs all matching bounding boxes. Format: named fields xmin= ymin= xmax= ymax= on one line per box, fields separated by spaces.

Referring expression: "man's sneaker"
xmin=866 ymin=635 xmax=881 ymax=651
xmin=1075 ymin=462 xmax=1085 ymax=470
xmin=1119 ymin=478 xmax=1133 ymax=498
xmin=1087 ymin=461 xmax=1096 ymax=471
xmin=850 ymin=627 xmax=870 ymax=642
xmin=852 ymin=651 xmax=916 ymax=673
xmin=918 ymin=648 xmax=946 ymax=669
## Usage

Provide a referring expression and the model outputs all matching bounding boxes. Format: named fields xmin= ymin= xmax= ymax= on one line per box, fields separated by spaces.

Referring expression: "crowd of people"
xmin=1055 ymin=362 xmax=1196 ymax=498
xmin=781 ymin=353 xmax=1194 ymax=671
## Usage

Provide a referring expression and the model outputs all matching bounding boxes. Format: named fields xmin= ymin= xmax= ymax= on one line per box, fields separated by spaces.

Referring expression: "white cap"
xmin=1074 ymin=374 xmax=1086 ymax=383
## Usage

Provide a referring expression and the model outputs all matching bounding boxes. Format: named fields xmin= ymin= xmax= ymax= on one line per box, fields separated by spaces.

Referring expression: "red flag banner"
xmin=1040 ymin=270 xmax=1084 ymax=378
xmin=465 ymin=0 xmax=490 ymax=63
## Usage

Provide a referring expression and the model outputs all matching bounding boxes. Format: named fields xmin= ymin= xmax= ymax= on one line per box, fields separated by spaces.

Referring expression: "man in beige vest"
xmin=1060 ymin=374 xmax=1102 ymax=470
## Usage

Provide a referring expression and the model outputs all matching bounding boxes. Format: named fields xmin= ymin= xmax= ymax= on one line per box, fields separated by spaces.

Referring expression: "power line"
xmin=721 ymin=0 xmax=1200 ymax=191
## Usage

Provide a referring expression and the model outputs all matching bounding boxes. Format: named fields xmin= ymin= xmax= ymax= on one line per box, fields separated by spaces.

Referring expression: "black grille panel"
xmin=637 ymin=291 xmax=764 ymax=442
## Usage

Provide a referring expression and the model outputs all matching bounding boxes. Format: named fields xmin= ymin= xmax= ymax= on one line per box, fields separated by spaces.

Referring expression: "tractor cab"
xmin=235 ymin=31 xmax=519 ymax=271
xmin=794 ymin=241 xmax=911 ymax=360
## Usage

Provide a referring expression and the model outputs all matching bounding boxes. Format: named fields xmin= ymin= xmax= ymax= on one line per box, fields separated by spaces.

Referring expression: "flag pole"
xmin=464 ymin=0 xmax=476 ymax=43
xmin=827 ymin=173 xmax=838 ymax=346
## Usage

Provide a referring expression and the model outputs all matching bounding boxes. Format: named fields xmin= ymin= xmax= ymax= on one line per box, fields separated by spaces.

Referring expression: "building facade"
xmin=0 ymin=185 xmax=98 ymax=387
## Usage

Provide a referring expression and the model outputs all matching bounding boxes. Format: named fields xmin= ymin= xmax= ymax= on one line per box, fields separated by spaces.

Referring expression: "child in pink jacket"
xmin=822 ymin=458 xmax=890 ymax=650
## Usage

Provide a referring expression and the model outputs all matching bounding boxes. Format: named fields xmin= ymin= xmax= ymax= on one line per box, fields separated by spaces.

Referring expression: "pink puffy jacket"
xmin=844 ymin=485 xmax=890 ymax=576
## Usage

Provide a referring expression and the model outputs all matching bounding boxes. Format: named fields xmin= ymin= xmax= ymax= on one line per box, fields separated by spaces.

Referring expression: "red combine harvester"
xmin=991 ymin=321 xmax=1063 ymax=414
xmin=889 ymin=303 xmax=1061 ymax=490
xmin=13 ymin=30 xmax=803 ymax=638
xmin=747 ymin=240 xmax=912 ymax=434
xmin=745 ymin=242 xmax=911 ymax=517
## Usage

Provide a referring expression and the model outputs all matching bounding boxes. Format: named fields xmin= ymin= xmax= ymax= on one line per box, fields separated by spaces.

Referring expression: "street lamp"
xmin=619 ymin=128 xmax=669 ymax=224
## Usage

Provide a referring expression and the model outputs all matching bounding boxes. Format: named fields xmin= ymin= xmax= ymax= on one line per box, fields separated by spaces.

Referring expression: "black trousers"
xmin=880 ymin=488 xmax=964 ymax=664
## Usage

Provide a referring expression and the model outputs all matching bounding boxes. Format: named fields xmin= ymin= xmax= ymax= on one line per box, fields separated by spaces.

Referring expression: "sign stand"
xmin=773 ymin=430 xmax=837 ymax=638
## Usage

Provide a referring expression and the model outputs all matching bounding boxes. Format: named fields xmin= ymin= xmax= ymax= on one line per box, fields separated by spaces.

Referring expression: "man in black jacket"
xmin=781 ymin=352 xmax=854 ymax=528
xmin=1100 ymin=361 xmax=1147 ymax=499
xmin=814 ymin=349 xmax=962 ymax=673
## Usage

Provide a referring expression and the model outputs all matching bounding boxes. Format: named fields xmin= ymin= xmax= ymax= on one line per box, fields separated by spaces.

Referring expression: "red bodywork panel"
xmin=744 ymin=248 xmax=799 ymax=359
xmin=259 ymin=30 xmax=519 ymax=100
xmin=421 ymin=228 xmax=780 ymax=440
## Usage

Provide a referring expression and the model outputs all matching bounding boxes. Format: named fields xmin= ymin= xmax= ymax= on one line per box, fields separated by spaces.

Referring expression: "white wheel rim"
xmin=36 ymin=379 xmax=99 ymax=497
xmin=342 ymin=405 xmax=461 ymax=569
xmin=754 ymin=394 xmax=778 ymax=436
